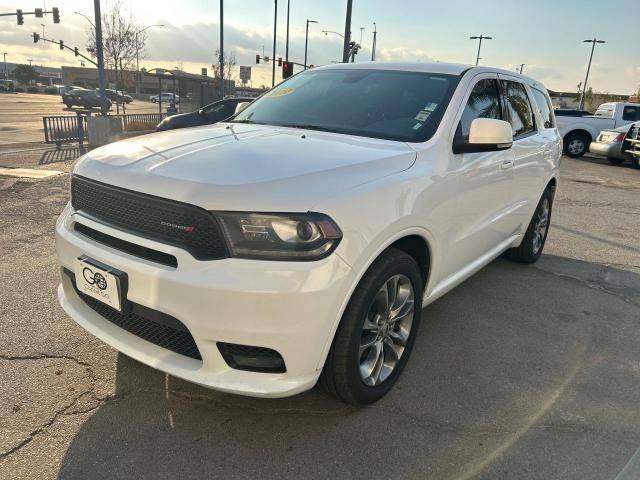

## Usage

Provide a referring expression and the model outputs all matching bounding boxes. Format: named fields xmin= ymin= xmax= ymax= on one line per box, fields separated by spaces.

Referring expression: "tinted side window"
xmin=458 ymin=79 xmax=502 ymax=142
xmin=622 ymin=106 xmax=640 ymax=122
xmin=531 ymin=88 xmax=554 ymax=128
xmin=501 ymin=80 xmax=535 ymax=137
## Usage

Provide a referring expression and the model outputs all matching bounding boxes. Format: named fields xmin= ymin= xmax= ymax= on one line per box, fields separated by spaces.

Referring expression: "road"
xmin=0 ymin=93 xmax=189 ymax=145
xmin=0 ymin=150 xmax=639 ymax=480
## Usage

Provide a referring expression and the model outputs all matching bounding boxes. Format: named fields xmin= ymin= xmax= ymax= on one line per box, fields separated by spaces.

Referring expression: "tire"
xmin=319 ymin=248 xmax=423 ymax=405
xmin=151 ymin=98 xmax=156 ymax=103
xmin=607 ymin=157 xmax=625 ymax=165
xmin=65 ymin=103 xmax=72 ymax=108
xmin=631 ymin=157 xmax=640 ymax=169
xmin=506 ymin=187 xmax=553 ymax=264
xmin=563 ymin=132 xmax=590 ymax=158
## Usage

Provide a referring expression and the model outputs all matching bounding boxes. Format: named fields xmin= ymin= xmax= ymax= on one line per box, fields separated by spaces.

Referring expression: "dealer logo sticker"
xmin=82 ymin=267 xmax=108 ymax=290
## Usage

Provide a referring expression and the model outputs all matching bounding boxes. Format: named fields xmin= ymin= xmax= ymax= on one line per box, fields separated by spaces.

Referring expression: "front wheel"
xmin=319 ymin=248 xmax=423 ymax=404
xmin=151 ymin=98 xmax=156 ymax=103
xmin=506 ymin=187 xmax=553 ymax=264
xmin=564 ymin=132 xmax=590 ymax=158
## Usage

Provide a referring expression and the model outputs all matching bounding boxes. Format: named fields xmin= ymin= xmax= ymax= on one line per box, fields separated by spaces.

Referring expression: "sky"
xmin=0 ymin=0 xmax=638 ymax=93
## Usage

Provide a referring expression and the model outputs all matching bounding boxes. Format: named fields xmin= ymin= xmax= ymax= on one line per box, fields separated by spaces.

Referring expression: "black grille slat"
xmin=71 ymin=175 xmax=229 ymax=260
xmin=66 ymin=270 xmax=201 ymax=360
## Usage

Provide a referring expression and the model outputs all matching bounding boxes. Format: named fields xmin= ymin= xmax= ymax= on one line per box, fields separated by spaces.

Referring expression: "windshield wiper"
xmin=275 ymin=123 xmax=349 ymax=135
xmin=228 ymin=119 xmax=267 ymax=125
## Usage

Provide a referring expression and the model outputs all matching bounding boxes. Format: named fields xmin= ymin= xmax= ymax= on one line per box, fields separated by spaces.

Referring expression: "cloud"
xmin=377 ymin=47 xmax=433 ymax=62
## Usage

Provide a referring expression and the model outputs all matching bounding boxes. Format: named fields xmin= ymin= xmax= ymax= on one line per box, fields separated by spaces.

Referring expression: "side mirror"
xmin=453 ymin=118 xmax=513 ymax=154
xmin=235 ymin=102 xmax=251 ymax=114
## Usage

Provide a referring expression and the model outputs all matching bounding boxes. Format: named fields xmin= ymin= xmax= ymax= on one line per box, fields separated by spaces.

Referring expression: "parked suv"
xmin=62 ymin=88 xmax=112 ymax=110
xmin=156 ymin=97 xmax=253 ymax=131
xmin=56 ymin=63 xmax=561 ymax=404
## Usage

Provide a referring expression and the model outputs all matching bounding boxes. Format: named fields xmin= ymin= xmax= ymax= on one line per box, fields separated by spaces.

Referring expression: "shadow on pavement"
xmin=39 ymin=146 xmax=88 ymax=165
xmin=56 ymin=256 xmax=640 ymax=480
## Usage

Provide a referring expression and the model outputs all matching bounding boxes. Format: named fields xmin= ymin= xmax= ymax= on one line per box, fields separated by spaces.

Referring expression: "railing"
xmin=626 ymin=124 xmax=640 ymax=159
xmin=42 ymin=112 xmax=170 ymax=145
xmin=43 ymin=114 xmax=88 ymax=146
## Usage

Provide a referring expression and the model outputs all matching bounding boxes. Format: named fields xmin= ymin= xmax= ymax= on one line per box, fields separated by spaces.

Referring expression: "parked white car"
xmin=150 ymin=92 xmax=180 ymax=103
xmin=56 ymin=62 xmax=561 ymax=404
xmin=556 ymin=102 xmax=640 ymax=158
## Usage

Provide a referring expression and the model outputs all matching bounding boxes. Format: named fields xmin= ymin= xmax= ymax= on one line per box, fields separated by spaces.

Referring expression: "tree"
xmin=212 ymin=49 xmax=237 ymax=82
xmin=86 ymin=1 xmax=145 ymax=82
xmin=12 ymin=64 xmax=38 ymax=85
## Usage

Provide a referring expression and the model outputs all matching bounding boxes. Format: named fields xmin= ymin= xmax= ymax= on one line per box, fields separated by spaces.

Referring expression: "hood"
xmin=74 ymin=123 xmax=416 ymax=212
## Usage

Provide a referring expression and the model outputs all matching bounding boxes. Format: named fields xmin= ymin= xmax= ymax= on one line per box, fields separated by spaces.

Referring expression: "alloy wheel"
xmin=359 ymin=274 xmax=415 ymax=386
xmin=532 ymin=197 xmax=550 ymax=255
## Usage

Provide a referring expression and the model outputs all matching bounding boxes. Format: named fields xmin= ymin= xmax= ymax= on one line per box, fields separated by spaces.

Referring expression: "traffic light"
xmin=16 ymin=9 xmax=24 ymax=25
xmin=52 ymin=7 xmax=60 ymax=24
xmin=35 ymin=8 xmax=43 ymax=18
xmin=59 ymin=40 xmax=64 ymax=51
xmin=278 ymin=57 xmax=282 ymax=67
xmin=255 ymin=54 xmax=260 ymax=64
xmin=74 ymin=47 xmax=79 ymax=57
xmin=33 ymin=33 xmax=40 ymax=43
xmin=282 ymin=62 xmax=293 ymax=79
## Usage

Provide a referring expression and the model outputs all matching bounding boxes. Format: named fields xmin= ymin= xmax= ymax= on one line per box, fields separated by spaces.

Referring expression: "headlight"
xmin=216 ymin=212 xmax=342 ymax=260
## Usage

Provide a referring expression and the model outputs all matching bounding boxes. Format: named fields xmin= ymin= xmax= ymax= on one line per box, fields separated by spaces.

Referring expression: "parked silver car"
xmin=590 ymin=124 xmax=636 ymax=166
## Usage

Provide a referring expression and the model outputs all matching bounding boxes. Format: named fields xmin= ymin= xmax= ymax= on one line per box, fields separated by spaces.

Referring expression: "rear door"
xmin=498 ymin=76 xmax=546 ymax=231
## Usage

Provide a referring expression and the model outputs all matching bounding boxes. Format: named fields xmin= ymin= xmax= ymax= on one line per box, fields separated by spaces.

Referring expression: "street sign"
xmin=239 ymin=66 xmax=251 ymax=81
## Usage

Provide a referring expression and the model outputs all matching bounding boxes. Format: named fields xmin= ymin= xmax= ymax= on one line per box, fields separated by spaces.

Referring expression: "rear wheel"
xmin=607 ymin=157 xmax=625 ymax=165
xmin=319 ymin=248 xmax=423 ymax=405
xmin=564 ymin=132 xmax=590 ymax=158
xmin=631 ymin=157 xmax=640 ymax=169
xmin=64 ymin=103 xmax=72 ymax=108
xmin=506 ymin=188 xmax=553 ymax=264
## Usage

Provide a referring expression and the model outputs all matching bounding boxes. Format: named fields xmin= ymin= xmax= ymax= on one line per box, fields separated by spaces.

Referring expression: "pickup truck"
xmin=556 ymin=102 xmax=640 ymax=158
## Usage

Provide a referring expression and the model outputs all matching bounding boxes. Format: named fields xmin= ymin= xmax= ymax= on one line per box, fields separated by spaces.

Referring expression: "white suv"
xmin=56 ymin=62 xmax=561 ymax=404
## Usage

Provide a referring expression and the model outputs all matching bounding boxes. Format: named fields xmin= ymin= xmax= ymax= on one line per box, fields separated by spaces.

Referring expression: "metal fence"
xmin=43 ymin=114 xmax=88 ymax=146
xmin=42 ymin=112 xmax=169 ymax=146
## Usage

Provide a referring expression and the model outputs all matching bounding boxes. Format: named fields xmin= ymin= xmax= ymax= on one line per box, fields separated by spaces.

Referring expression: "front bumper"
xmin=56 ymin=205 xmax=353 ymax=397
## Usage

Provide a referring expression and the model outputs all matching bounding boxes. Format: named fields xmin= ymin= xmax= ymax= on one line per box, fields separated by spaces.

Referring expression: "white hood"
xmin=74 ymin=123 xmax=417 ymax=212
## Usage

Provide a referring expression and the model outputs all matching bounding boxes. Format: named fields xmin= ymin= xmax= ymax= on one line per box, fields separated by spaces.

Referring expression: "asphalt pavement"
xmin=0 ymin=92 xmax=176 ymax=145
xmin=0 ymin=149 xmax=639 ymax=480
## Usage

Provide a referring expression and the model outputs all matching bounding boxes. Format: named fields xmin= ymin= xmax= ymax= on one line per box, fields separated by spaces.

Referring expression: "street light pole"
xmin=579 ymin=38 xmax=605 ymax=111
xmin=519 ymin=63 xmax=525 ymax=74
xmin=272 ymin=0 xmax=277 ymax=87
xmin=342 ymin=0 xmax=353 ymax=63
xmin=219 ymin=0 xmax=225 ymax=98
xmin=93 ymin=0 xmax=108 ymax=116
xmin=285 ymin=0 xmax=290 ymax=62
xmin=304 ymin=20 xmax=318 ymax=70
xmin=470 ymin=34 xmax=492 ymax=66
xmin=2 ymin=53 xmax=7 ymax=80
xmin=371 ymin=22 xmax=376 ymax=61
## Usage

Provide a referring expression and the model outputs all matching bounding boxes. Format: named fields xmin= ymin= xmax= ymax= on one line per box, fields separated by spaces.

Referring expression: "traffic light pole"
xmin=32 ymin=34 xmax=97 ymax=66
xmin=93 ymin=0 xmax=108 ymax=116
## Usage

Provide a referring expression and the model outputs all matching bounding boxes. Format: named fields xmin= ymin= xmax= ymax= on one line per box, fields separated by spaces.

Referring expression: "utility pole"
xmin=93 ymin=0 xmax=108 ymax=116
xmin=272 ymin=0 xmax=277 ymax=87
xmin=371 ymin=22 xmax=376 ymax=61
xmin=342 ymin=0 xmax=353 ymax=63
xmin=285 ymin=0 xmax=290 ymax=62
xmin=470 ymin=34 xmax=492 ymax=66
xmin=304 ymin=19 xmax=318 ymax=69
xmin=579 ymin=38 xmax=605 ymax=111
xmin=2 ymin=53 xmax=7 ymax=79
xmin=359 ymin=27 xmax=364 ymax=45
xmin=219 ymin=0 xmax=225 ymax=98
xmin=519 ymin=63 xmax=525 ymax=74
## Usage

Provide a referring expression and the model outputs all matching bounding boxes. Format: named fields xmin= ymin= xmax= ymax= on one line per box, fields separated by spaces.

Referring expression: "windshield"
xmin=231 ymin=69 xmax=460 ymax=142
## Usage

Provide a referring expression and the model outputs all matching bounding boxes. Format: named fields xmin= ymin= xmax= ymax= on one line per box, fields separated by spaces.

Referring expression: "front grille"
xmin=65 ymin=270 xmax=201 ymax=360
xmin=74 ymin=223 xmax=178 ymax=268
xmin=217 ymin=342 xmax=286 ymax=373
xmin=71 ymin=175 xmax=229 ymax=260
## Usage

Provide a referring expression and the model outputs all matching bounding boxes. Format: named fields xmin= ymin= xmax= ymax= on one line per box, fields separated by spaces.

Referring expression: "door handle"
xmin=500 ymin=159 xmax=514 ymax=169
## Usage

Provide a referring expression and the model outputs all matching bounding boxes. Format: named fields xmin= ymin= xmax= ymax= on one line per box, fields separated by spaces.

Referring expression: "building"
xmin=61 ymin=66 xmax=235 ymax=106
xmin=548 ymin=89 xmax=631 ymax=111
xmin=2 ymin=62 xmax=62 ymax=86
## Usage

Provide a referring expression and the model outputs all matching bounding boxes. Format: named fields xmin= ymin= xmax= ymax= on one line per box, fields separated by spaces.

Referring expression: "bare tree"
xmin=86 ymin=1 xmax=145 ymax=89
xmin=212 ymin=49 xmax=237 ymax=82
